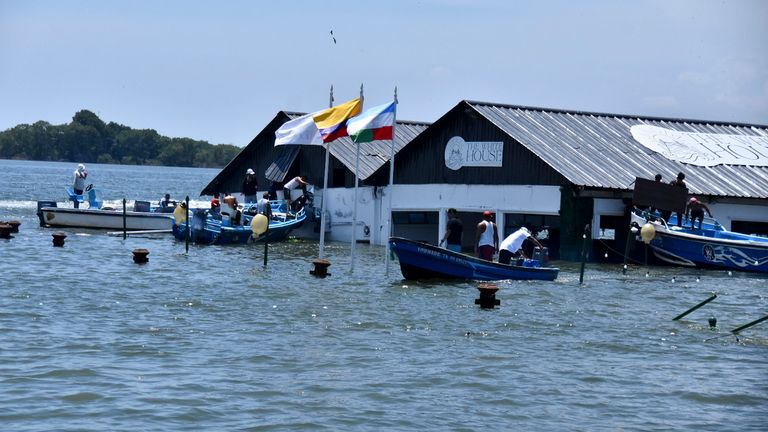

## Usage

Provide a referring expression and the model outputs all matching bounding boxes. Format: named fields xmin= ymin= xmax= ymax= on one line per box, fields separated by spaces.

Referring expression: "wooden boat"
xmin=37 ymin=188 xmax=174 ymax=231
xmin=630 ymin=208 xmax=768 ymax=273
xmin=388 ymin=236 xmax=559 ymax=281
xmin=172 ymin=202 xmax=306 ymax=245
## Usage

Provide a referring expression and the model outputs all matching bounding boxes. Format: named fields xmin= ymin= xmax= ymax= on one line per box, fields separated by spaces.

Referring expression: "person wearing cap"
xmin=71 ymin=164 xmax=88 ymax=208
xmin=475 ymin=211 xmax=499 ymax=261
xmin=439 ymin=208 xmax=463 ymax=252
xmin=241 ymin=168 xmax=258 ymax=204
xmin=685 ymin=197 xmax=712 ymax=230
xmin=498 ymin=227 xmax=544 ymax=265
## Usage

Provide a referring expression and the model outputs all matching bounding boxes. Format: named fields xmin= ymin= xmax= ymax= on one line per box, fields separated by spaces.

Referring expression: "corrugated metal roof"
xmin=467 ymin=101 xmax=768 ymax=199
xmin=265 ymin=145 xmax=299 ymax=182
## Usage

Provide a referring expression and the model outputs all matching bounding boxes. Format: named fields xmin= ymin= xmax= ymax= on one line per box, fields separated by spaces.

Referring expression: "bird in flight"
xmin=330 ymin=30 xmax=336 ymax=44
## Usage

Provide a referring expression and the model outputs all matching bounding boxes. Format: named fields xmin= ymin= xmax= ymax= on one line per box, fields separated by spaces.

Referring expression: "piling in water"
xmin=52 ymin=232 xmax=67 ymax=247
xmin=132 ymin=248 xmax=149 ymax=264
xmin=672 ymin=294 xmax=717 ymax=321
xmin=475 ymin=282 xmax=500 ymax=309
xmin=310 ymin=259 xmax=331 ymax=277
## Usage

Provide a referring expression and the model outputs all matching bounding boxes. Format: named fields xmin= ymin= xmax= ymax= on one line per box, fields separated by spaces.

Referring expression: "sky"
xmin=1 ymin=0 xmax=767 ymax=147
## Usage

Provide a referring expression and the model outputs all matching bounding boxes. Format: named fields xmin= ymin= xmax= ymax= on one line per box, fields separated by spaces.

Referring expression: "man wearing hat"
xmin=498 ymin=226 xmax=544 ymax=265
xmin=241 ymin=168 xmax=258 ymax=204
xmin=72 ymin=164 xmax=88 ymax=208
xmin=474 ymin=211 xmax=499 ymax=261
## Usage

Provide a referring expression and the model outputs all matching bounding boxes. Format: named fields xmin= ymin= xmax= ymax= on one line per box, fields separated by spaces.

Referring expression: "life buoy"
xmin=251 ymin=214 xmax=268 ymax=236
xmin=173 ymin=205 xmax=187 ymax=225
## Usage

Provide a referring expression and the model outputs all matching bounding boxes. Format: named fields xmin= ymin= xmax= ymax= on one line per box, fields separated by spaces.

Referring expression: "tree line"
xmin=0 ymin=110 xmax=240 ymax=168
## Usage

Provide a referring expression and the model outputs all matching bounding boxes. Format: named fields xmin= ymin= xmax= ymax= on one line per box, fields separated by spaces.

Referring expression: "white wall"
xmin=318 ymin=184 xmax=562 ymax=246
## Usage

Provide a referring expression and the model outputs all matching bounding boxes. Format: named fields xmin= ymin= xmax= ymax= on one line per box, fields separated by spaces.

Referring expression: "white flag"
xmin=274 ymin=113 xmax=323 ymax=146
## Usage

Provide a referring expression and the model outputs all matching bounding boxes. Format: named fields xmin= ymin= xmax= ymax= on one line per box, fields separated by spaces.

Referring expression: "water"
xmin=1 ymin=160 xmax=766 ymax=431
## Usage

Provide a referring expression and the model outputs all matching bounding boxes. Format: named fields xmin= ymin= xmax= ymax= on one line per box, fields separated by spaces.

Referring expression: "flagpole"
xmin=350 ymin=84 xmax=364 ymax=272
xmin=385 ymin=87 xmax=398 ymax=275
xmin=318 ymin=85 xmax=334 ymax=259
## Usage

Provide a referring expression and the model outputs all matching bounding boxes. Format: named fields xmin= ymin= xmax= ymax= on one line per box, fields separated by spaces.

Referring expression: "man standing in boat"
xmin=685 ymin=197 xmax=712 ymax=230
xmin=241 ymin=168 xmax=258 ymax=204
xmin=439 ymin=208 xmax=463 ymax=252
xmin=72 ymin=164 xmax=87 ymax=208
xmin=475 ymin=211 xmax=498 ymax=261
xmin=669 ymin=172 xmax=687 ymax=226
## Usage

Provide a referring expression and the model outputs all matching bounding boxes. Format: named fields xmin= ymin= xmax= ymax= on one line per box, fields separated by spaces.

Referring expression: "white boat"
xmin=36 ymin=187 xmax=174 ymax=231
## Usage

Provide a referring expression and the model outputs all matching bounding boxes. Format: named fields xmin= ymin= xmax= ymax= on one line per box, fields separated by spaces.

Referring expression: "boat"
xmin=388 ymin=236 xmax=559 ymax=281
xmin=171 ymin=201 xmax=306 ymax=245
xmin=630 ymin=208 xmax=768 ymax=273
xmin=37 ymin=187 xmax=175 ymax=231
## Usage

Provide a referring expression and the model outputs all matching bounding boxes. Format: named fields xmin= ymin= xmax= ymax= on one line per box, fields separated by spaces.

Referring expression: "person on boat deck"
xmin=669 ymin=172 xmax=687 ymax=226
xmin=72 ymin=164 xmax=88 ymax=208
xmin=686 ymin=197 xmax=712 ymax=230
xmin=159 ymin=193 xmax=176 ymax=209
xmin=241 ymin=168 xmax=258 ymax=204
xmin=283 ymin=175 xmax=309 ymax=212
xmin=210 ymin=193 xmax=220 ymax=215
xmin=648 ymin=173 xmax=663 ymax=214
xmin=498 ymin=227 xmax=544 ymax=265
xmin=439 ymin=208 xmax=463 ymax=252
xmin=256 ymin=192 xmax=272 ymax=219
xmin=222 ymin=194 xmax=242 ymax=225
xmin=475 ymin=211 xmax=499 ymax=261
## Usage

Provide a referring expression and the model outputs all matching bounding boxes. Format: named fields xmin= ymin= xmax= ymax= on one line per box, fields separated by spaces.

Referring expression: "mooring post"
xmin=672 ymin=294 xmax=717 ymax=321
xmin=122 ymin=198 xmax=127 ymax=240
xmin=263 ymin=224 xmax=269 ymax=267
xmin=52 ymin=231 xmax=67 ymax=247
xmin=185 ymin=196 xmax=190 ymax=253
xmin=132 ymin=248 xmax=149 ymax=264
xmin=310 ymin=259 xmax=331 ymax=277
xmin=0 ymin=223 xmax=13 ymax=239
xmin=579 ymin=223 xmax=590 ymax=284
xmin=475 ymin=282 xmax=500 ymax=309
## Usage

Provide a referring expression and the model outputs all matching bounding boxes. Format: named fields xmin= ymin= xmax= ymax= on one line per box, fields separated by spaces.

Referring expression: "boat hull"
xmin=389 ymin=237 xmax=558 ymax=281
xmin=172 ymin=209 xmax=306 ymax=245
xmin=631 ymin=211 xmax=768 ymax=273
xmin=38 ymin=207 xmax=173 ymax=231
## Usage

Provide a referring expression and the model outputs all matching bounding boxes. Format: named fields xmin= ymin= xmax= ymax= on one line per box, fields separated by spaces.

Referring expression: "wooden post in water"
xmin=579 ymin=224 xmax=590 ymax=285
xmin=672 ymin=294 xmax=717 ymax=321
xmin=622 ymin=223 xmax=637 ymax=275
xmin=122 ymin=198 xmax=127 ymax=240
xmin=185 ymin=196 xmax=190 ymax=253
xmin=731 ymin=314 xmax=768 ymax=334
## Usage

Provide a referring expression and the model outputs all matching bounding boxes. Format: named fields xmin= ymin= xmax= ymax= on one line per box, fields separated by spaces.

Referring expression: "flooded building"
xmin=203 ymin=102 xmax=768 ymax=262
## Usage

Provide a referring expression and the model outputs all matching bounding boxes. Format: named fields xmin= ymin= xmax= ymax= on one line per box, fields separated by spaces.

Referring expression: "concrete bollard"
xmin=310 ymin=259 xmax=331 ymax=277
xmin=132 ymin=248 xmax=150 ymax=264
xmin=475 ymin=282 xmax=500 ymax=309
xmin=52 ymin=232 xmax=67 ymax=247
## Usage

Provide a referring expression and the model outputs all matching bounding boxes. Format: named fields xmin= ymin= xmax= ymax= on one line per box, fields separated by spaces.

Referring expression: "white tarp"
xmin=630 ymin=124 xmax=768 ymax=167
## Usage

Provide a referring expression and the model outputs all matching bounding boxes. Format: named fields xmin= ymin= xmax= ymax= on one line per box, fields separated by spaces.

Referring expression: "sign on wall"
xmin=630 ymin=124 xmax=768 ymax=167
xmin=444 ymin=136 xmax=503 ymax=170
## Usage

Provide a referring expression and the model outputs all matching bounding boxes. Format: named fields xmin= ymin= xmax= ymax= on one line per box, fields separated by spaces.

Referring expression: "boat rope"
xmin=596 ymin=238 xmax=644 ymax=265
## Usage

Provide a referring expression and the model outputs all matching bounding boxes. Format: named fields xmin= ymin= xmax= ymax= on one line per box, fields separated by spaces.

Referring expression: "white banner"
xmin=630 ymin=124 xmax=768 ymax=167
xmin=444 ymin=136 xmax=503 ymax=170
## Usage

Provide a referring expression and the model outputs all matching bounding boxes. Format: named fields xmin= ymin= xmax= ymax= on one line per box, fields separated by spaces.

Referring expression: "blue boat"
xmin=389 ymin=237 xmax=559 ymax=281
xmin=172 ymin=202 xmax=306 ymax=245
xmin=631 ymin=209 xmax=768 ymax=273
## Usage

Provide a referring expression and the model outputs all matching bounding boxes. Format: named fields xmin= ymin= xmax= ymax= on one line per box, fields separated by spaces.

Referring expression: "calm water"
xmin=1 ymin=159 xmax=766 ymax=431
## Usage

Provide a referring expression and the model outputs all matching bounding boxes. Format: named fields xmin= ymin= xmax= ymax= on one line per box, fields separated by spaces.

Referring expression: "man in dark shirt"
xmin=439 ymin=208 xmax=463 ymax=252
xmin=669 ymin=172 xmax=687 ymax=226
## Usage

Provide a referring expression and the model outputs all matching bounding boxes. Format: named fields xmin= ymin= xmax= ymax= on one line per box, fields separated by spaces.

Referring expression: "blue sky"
xmin=1 ymin=0 xmax=766 ymax=146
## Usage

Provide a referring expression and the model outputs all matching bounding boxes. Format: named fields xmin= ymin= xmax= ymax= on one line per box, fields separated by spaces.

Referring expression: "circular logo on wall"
xmin=444 ymin=136 xmax=465 ymax=171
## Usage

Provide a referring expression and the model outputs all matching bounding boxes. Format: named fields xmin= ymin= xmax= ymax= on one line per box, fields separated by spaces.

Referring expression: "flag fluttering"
xmin=274 ymin=113 xmax=323 ymax=146
xmin=312 ymin=98 xmax=361 ymax=143
xmin=346 ymin=101 xmax=396 ymax=143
